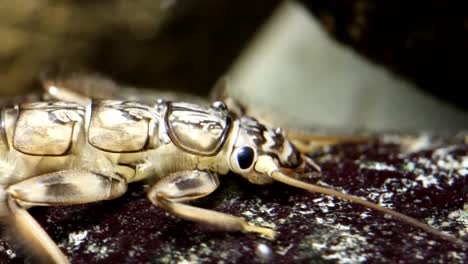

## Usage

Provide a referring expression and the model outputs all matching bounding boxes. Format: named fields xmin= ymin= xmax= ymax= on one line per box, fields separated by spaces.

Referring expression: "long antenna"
xmin=271 ymin=169 xmax=468 ymax=248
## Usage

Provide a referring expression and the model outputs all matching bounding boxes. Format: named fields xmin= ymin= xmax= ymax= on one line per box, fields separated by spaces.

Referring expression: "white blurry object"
xmin=227 ymin=1 xmax=468 ymax=132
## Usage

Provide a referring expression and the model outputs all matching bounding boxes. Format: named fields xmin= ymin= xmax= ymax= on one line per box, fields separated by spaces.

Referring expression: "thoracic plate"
xmin=88 ymin=101 xmax=157 ymax=152
xmin=13 ymin=102 xmax=84 ymax=156
xmin=166 ymin=102 xmax=230 ymax=156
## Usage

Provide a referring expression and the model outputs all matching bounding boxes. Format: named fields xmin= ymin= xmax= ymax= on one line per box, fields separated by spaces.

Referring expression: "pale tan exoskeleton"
xmin=0 ymin=74 xmax=466 ymax=263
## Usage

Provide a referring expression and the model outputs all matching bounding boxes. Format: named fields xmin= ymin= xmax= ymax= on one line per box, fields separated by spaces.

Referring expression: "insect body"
xmin=0 ymin=97 xmax=302 ymax=262
xmin=0 ymin=77 xmax=465 ymax=263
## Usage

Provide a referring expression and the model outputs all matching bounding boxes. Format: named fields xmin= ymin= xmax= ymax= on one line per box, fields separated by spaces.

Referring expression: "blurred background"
xmin=0 ymin=0 xmax=467 ymax=131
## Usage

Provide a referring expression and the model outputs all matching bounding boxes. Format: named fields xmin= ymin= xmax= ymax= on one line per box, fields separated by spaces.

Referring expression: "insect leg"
xmin=7 ymin=170 xmax=127 ymax=206
xmin=210 ymin=77 xmax=247 ymax=118
xmin=41 ymin=72 xmax=208 ymax=106
xmin=2 ymin=170 xmax=127 ymax=263
xmin=285 ymin=131 xmax=371 ymax=153
xmin=147 ymin=170 xmax=276 ymax=239
xmin=40 ymin=71 xmax=119 ymax=105
xmin=1 ymin=195 xmax=70 ymax=264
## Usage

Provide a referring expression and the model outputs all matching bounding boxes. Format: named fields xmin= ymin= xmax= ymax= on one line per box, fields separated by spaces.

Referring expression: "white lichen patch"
xmin=299 ymin=141 xmax=466 ymax=263
xmin=127 ymin=244 xmax=145 ymax=258
xmin=241 ymin=210 xmax=254 ymax=218
xmin=382 ymin=134 xmax=432 ymax=153
xmin=304 ymin=228 xmax=371 ymax=264
xmin=240 ymin=201 xmax=278 ymax=230
xmin=250 ymin=216 xmax=277 ymax=230
xmin=432 ymin=146 xmax=458 ymax=159
xmin=4 ymin=249 xmax=15 ymax=259
xmin=313 ymin=196 xmax=337 ymax=208
xmin=410 ymin=150 xmax=466 ymax=188
xmin=275 ymin=243 xmax=293 ymax=256
xmin=415 ymin=174 xmax=441 ymax=189
xmin=65 ymin=230 xmax=88 ymax=249
xmin=0 ymin=244 xmax=16 ymax=259
xmin=358 ymin=161 xmax=397 ymax=171
xmin=382 ymin=178 xmax=417 ymax=194
xmin=457 ymin=168 xmax=468 ymax=178
xmin=156 ymin=239 xmax=245 ymax=264
xmin=311 ymin=196 xmax=337 ymax=213
xmin=367 ymin=189 xmax=395 ymax=209
xmin=360 ymin=211 xmax=370 ymax=219
xmin=447 ymin=209 xmax=468 ymax=237
xmin=448 ymin=251 xmax=466 ymax=261
xmin=434 ymin=148 xmax=468 ymax=173
xmin=84 ymin=237 xmax=115 ymax=260
xmin=401 ymin=162 xmax=416 ymax=172
xmin=258 ymin=204 xmax=275 ymax=214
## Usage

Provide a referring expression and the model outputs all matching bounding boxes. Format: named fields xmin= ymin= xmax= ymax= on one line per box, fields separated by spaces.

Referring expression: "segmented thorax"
xmin=87 ymin=99 xmax=231 ymax=155
xmin=9 ymin=101 xmax=85 ymax=156
xmin=0 ymin=99 xmax=233 ymax=182
xmin=87 ymin=100 xmax=160 ymax=153
xmin=165 ymin=101 xmax=231 ymax=156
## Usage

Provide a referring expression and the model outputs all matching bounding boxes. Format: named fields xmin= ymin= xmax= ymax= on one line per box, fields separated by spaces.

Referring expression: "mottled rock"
xmin=0 ymin=133 xmax=465 ymax=263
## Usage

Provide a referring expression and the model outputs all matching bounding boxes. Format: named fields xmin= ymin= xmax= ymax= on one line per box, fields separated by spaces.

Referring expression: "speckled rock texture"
xmin=0 ymin=133 xmax=466 ymax=263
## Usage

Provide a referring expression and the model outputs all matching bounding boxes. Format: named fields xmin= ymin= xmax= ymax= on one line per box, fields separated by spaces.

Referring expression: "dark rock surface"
xmin=0 ymin=134 xmax=466 ymax=263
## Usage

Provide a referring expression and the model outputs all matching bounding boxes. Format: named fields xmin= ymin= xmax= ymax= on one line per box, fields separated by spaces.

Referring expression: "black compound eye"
xmin=236 ymin=146 xmax=255 ymax=170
